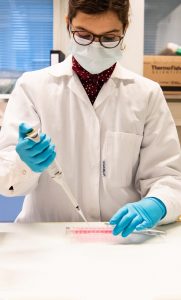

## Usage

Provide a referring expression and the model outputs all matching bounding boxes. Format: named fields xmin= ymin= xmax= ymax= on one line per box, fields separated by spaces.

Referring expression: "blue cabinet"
xmin=0 ymin=195 xmax=24 ymax=222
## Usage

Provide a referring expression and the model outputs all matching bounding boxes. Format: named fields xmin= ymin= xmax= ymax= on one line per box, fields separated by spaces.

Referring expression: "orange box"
xmin=144 ymin=55 xmax=181 ymax=95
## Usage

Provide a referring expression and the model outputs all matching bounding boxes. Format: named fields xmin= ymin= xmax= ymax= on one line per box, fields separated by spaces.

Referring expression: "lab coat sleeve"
xmin=0 ymin=73 xmax=41 ymax=196
xmin=135 ymin=84 xmax=181 ymax=224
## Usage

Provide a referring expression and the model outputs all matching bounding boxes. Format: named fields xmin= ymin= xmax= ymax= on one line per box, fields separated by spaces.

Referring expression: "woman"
xmin=0 ymin=0 xmax=181 ymax=237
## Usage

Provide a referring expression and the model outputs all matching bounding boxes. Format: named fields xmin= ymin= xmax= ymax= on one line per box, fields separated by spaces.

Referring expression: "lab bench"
xmin=0 ymin=221 xmax=180 ymax=300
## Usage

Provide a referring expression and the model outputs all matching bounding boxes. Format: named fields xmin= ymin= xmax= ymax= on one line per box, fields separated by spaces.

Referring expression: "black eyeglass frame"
xmin=71 ymin=30 xmax=124 ymax=49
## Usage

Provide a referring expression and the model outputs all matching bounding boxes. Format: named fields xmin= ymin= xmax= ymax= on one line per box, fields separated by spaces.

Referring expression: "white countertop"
xmin=0 ymin=222 xmax=180 ymax=300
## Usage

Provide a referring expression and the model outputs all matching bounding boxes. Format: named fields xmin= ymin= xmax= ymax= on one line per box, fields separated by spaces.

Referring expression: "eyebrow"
xmin=73 ymin=26 xmax=121 ymax=34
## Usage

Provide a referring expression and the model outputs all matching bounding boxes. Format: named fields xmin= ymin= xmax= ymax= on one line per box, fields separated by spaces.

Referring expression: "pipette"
xmin=26 ymin=128 xmax=88 ymax=222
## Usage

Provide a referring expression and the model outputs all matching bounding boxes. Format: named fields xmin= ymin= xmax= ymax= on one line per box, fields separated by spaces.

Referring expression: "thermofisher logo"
xmin=152 ymin=65 xmax=181 ymax=72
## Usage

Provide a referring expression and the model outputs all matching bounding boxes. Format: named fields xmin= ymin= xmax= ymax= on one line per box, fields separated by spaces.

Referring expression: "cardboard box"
xmin=144 ymin=55 xmax=181 ymax=94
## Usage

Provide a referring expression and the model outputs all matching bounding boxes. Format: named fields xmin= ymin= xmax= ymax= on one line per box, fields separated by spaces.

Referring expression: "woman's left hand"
xmin=109 ymin=197 xmax=166 ymax=237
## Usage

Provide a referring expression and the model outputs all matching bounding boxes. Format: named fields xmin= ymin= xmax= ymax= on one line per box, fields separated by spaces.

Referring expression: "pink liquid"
xmin=66 ymin=226 xmax=118 ymax=243
xmin=67 ymin=227 xmax=113 ymax=234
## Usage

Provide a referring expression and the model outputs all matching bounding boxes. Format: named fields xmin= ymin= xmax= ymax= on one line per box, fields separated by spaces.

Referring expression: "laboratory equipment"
xmin=66 ymin=225 xmax=165 ymax=236
xmin=66 ymin=224 xmax=165 ymax=243
xmin=26 ymin=128 xmax=88 ymax=222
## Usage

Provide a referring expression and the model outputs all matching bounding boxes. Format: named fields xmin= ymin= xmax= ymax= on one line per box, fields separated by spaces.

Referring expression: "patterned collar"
xmin=72 ymin=57 xmax=116 ymax=105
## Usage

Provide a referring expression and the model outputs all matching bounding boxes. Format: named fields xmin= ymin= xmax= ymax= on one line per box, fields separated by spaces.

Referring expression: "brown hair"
xmin=67 ymin=0 xmax=130 ymax=33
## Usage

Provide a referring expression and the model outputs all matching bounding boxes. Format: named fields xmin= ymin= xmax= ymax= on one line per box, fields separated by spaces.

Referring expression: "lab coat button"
xmin=22 ymin=169 xmax=27 ymax=175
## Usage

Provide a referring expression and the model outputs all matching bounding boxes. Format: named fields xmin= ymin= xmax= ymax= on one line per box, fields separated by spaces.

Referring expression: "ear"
xmin=65 ymin=16 xmax=70 ymax=35
xmin=65 ymin=15 xmax=71 ymax=33
xmin=123 ymin=23 xmax=129 ymax=35
xmin=65 ymin=15 xmax=69 ymax=26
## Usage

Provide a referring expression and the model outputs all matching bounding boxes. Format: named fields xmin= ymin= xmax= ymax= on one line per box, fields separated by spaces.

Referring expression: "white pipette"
xmin=26 ymin=129 xmax=88 ymax=222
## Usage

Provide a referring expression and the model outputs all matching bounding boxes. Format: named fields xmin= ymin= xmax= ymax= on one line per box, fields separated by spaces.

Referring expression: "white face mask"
xmin=71 ymin=36 xmax=122 ymax=74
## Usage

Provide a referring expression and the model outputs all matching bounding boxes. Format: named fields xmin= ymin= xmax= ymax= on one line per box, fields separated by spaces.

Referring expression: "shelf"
xmin=0 ymin=94 xmax=10 ymax=101
xmin=165 ymin=94 xmax=181 ymax=101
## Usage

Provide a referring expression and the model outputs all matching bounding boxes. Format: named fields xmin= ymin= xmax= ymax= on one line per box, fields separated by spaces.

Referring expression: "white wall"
xmin=53 ymin=0 xmax=69 ymax=54
xmin=121 ymin=0 xmax=144 ymax=75
xmin=53 ymin=0 xmax=144 ymax=75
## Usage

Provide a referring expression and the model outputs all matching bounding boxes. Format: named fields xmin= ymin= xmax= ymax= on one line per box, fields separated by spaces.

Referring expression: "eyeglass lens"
xmin=73 ymin=31 xmax=123 ymax=48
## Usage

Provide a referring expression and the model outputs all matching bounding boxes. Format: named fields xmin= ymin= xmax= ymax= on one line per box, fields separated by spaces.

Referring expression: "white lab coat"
xmin=0 ymin=55 xmax=181 ymax=223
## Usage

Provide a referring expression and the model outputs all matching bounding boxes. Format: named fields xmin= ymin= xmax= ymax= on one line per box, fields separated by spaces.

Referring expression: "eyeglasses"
xmin=71 ymin=30 xmax=124 ymax=49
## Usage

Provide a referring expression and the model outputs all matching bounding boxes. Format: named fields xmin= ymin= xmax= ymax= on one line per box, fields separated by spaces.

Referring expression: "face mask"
xmin=70 ymin=36 xmax=122 ymax=74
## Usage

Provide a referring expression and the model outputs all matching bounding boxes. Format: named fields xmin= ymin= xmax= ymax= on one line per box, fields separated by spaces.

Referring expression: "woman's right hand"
xmin=16 ymin=123 xmax=56 ymax=173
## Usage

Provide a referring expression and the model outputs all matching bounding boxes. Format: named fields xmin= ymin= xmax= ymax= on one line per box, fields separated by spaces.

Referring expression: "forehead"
xmin=72 ymin=10 xmax=123 ymax=34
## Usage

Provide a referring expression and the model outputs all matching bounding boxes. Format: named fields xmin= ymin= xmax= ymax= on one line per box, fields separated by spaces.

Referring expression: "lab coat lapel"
xmin=94 ymin=79 xmax=116 ymax=109
xmin=68 ymin=74 xmax=90 ymax=104
xmin=93 ymin=63 xmax=135 ymax=109
xmin=68 ymin=74 xmax=99 ymax=114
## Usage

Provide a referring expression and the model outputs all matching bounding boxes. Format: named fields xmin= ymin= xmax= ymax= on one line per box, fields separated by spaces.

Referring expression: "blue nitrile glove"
xmin=109 ymin=197 xmax=167 ymax=238
xmin=16 ymin=123 xmax=56 ymax=173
